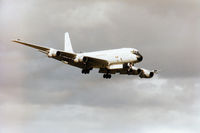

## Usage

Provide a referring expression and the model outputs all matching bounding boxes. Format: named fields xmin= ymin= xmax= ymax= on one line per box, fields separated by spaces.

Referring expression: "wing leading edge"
xmin=12 ymin=40 xmax=108 ymax=68
xmin=12 ymin=40 xmax=76 ymax=58
xmin=12 ymin=40 xmax=50 ymax=52
xmin=82 ymin=56 xmax=109 ymax=68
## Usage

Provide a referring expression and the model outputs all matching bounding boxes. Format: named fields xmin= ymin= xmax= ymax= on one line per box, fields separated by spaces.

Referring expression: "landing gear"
xmin=123 ymin=63 xmax=134 ymax=75
xmin=81 ymin=67 xmax=93 ymax=74
xmin=103 ymin=73 xmax=112 ymax=79
xmin=123 ymin=63 xmax=134 ymax=69
xmin=82 ymin=69 xmax=90 ymax=74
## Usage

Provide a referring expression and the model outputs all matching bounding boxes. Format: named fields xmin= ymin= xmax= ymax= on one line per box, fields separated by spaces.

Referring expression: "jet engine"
xmin=128 ymin=66 xmax=142 ymax=75
xmin=139 ymin=68 xmax=155 ymax=78
xmin=74 ymin=55 xmax=86 ymax=63
xmin=48 ymin=48 xmax=58 ymax=57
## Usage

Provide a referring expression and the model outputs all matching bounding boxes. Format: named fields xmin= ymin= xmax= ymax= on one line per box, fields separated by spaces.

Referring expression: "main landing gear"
xmin=81 ymin=67 xmax=93 ymax=74
xmin=103 ymin=73 xmax=112 ymax=79
xmin=82 ymin=69 xmax=90 ymax=74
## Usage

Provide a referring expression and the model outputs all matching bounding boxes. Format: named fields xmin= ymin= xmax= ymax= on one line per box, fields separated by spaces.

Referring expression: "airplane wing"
xmin=99 ymin=67 xmax=134 ymax=75
xmin=83 ymin=56 xmax=109 ymax=68
xmin=99 ymin=65 xmax=158 ymax=78
xmin=12 ymin=40 xmax=76 ymax=58
xmin=12 ymin=40 xmax=50 ymax=52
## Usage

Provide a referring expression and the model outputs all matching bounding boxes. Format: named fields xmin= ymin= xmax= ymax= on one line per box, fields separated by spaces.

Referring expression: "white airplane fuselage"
xmin=75 ymin=48 xmax=139 ymax=67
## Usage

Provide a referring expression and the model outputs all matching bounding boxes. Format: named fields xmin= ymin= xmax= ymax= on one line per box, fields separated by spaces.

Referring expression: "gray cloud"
xmin=1 ymin=0 xmax=200 ymax=78
xmin=1 ymin=0 xmax=200 ymax=133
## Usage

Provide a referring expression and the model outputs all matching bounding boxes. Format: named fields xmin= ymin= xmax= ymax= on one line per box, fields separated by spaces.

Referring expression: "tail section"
xmin=64 ymin=32 xmax=74 ymax=53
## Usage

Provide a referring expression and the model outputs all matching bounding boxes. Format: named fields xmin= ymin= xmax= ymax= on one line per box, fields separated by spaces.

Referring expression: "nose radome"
xmin=137 ymin=55 xmax=143 ymax=62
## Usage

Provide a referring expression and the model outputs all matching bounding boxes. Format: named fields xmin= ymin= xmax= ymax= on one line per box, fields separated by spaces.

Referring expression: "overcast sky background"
xmin=1 ymin=0 xmax=200 ymax=133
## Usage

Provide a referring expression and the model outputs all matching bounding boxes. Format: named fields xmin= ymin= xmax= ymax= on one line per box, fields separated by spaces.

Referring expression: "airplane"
xmin=12 ymin=32 xmax=158 ymax=79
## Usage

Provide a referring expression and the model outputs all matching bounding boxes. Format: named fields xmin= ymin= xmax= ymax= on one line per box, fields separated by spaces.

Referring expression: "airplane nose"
xmin=137 ymin=55 xmax=143 ymax=62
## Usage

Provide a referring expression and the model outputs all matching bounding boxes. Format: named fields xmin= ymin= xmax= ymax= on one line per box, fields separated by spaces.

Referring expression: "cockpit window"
xmin=131 ymin=50 xmax=140 ymax=55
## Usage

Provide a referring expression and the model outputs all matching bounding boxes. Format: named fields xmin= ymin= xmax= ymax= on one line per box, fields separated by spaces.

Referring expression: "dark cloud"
xmin=1 ymin=0 xmax=200 ymax=132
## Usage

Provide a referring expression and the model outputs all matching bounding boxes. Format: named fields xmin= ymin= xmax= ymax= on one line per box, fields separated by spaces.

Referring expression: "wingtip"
xmin=12 ymin=39 xmax=21 ymax=42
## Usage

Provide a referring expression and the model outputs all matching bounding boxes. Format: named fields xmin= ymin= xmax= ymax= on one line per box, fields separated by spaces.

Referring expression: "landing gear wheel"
xmin=86 ymin=69 xmax=89 ymax=73
xmin=82 ymin=69 xmax=90 ymax=74
xmin=81 ymin=69 xmax=85 ymax=74
xmin=103 ymin=74 xmax=112 ymax=79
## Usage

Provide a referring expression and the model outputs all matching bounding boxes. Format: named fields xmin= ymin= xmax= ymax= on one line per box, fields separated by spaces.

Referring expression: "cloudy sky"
xmin=0 ymin=0 xmax=200 ymax=133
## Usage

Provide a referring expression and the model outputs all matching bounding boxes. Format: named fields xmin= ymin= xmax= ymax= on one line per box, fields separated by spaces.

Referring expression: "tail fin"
xmin=64 ymin=32 xmax=74 ymax=53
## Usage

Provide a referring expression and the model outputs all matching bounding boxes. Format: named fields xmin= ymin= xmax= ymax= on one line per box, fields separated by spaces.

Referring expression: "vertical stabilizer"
xmin=64 ymin=32 xmax=74 ymax=53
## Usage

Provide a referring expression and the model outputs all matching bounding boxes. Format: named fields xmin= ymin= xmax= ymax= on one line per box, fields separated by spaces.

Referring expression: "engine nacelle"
xmin=139 ymin=68 xmax=154 ymax=78
xmin=128 ymin=66 xmax=142 ymax=75
xmin=48 ymin=48 xmax=58 ymax=57
xmin=74 ymin=55 xmax=85 ymax=63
